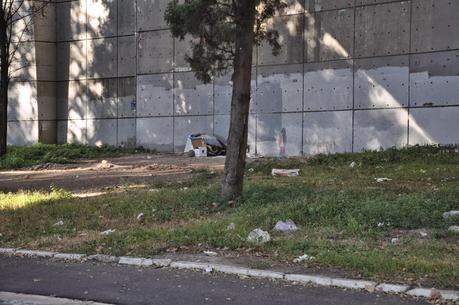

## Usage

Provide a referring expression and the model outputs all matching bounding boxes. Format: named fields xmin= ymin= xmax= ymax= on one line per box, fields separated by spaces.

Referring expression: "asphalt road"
xmin=0 ymin=256 xmax=429 ymax=305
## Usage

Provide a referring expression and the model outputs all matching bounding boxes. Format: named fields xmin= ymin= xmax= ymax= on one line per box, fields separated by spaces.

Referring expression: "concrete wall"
xmin=7 ymin=1 xmax=56 ymax=145
xmin=8 ymin=0 xmax=459 ymax=156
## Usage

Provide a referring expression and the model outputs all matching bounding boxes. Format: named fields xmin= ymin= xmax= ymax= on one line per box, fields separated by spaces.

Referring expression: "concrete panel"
xmin=87 ymin=78 xmax=118 ymax=118
xmin=304 ymin=60 xmax=353 ymax=111
xmin=67 ymin=119 xmax=87 ymax=144
xmin=137 ymin=30 xmax=173 ymax=74
xmin=7 ymin=82 xmax=37 ymax=121
xmin=174 ymin=116 xmax=213 ymax=151
xmin=354 ymin=109 xmax=408 ymax=152
xmin=214 ymin=113 xmax=257 ymax=151
xmin=214 ymin=74 xmax=233 ymax=115
xmin=118 ymin=77 xmax=136 ymax=118
xmin=303 ymin=111 xmax=352 ymax=155
xmin=356 ymin=0 xmax=396 ymax=5
xmin=411 ymin=0 xmax=459 ymax=53
xmin=312 ymin=0 xmax=354 ymax=11
xmin=87 ymin=119 xmax=117 ymax=146
xmin=87 ymin=37 xmax=118 ymax=78
xmin=39 ymin=120 xmax=57 ymax=144
xmin=174 ymin=36 xmax=194 ymax=70
xmin=56 ymin=0 xmax=86 ymax=42
xmin=214 ymin=69 xmax=257 ymax=115
xmin=7 ymin=120 xmax=38 ymax=145
xmin=117 ymin=118 xmax=136 ymax=148
xmin=306 ymin=9 xmax=354 ymax=62
xmin=36 ymin=82 xmax=57 ymax=121
xmin=87 ymin=0 xmax=117 ymax=38
xmin=410 ymin=51 xmax=459 ymax=107
xmin=256 ymin=64 xmax=303 ymax=113
xmin=11 ymin=42 xmax=56 ymax=82
xmin=355 ymin=2 xmax=410 ymax=57
xmin=11 ymin=1 xmax=56 ymax=43
xmin=118 ymin=35 xmax=136 ymax=77
xmin=56 ymin=40 xmax=87 ymax=81
xmin=118 ymin=0 xmax=136 ymax=35
xmin=57 ymin=81 xmax=88 ymax=120
xmin=214 ymin=115 xmax=230 ymax=142
xmin=257 ymin=113 xmax=302 ymax=157
xmin=137 ymin=74 xmax=173 ymax=116
xmin=174 ymin=72 xmax=213 ymax=115
xmin=355 ymin=55 xmax=409 ymax=109
xmin=258 ymin=14 xmax=303 ymax=65
xmin=137 ymin=117 xmax=174 ymax=152
xmin=409 ymin=107 xmax=459 ymax=145
xmin=137 ymin=0 xmax=169 ymax=31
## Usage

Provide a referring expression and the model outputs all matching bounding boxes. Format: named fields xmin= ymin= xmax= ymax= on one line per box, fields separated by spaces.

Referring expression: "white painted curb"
xmin=285 ymin=274 xmax=333 ymax=287
xmin=376 ymin=283 xmax=409 ymax=293
xmin=0 ymin=248 xmax=457 ymax=301
xmin=54 ymin=253 xmax=86 ymax=261
xmin=15 ymin=250 xmax=56 ymax=258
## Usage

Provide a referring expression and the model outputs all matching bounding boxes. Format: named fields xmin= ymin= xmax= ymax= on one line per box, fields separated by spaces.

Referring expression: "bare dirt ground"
xmin=0 ymin=154 xmax=226 ymax=193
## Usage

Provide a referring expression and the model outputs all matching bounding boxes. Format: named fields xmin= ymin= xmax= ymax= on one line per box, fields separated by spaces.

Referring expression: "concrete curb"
xmin=0 ymin=248 xmax=457 ymax=301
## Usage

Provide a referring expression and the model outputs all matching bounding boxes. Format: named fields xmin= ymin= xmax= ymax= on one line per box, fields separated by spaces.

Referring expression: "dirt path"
xmin=0 ymin=154 xmax=226 ymax=193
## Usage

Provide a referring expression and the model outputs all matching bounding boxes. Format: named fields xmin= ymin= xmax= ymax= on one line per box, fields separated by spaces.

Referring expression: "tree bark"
xmin=0 ymin=3 xmax=8 ymax=156
xmin=221 ymin=0 xmax=257 ymax=200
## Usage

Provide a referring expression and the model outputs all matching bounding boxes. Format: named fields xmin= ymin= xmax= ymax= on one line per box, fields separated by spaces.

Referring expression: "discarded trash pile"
xmin=184 ymin=134 xmax=226 ymax=157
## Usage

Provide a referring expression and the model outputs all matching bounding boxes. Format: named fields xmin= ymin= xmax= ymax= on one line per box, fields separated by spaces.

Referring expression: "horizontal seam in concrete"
xmin=0 ymin=248 xmax=457 ymax=301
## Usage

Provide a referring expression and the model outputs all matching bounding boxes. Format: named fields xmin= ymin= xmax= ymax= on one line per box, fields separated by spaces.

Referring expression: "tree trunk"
xmin=0 ymin=4 xmax=8 ymax=157
xmin=221 ymin=0 xmax=257 ymax=200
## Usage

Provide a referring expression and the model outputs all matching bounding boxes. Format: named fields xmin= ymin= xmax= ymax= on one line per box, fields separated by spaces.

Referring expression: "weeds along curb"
xmin=0 ymin=248 xmax=457 ymax=301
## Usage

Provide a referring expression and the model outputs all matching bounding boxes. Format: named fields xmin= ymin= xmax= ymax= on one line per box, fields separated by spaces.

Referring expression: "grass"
xmin=0 ymin=145 xmax=458 ymax=288
xmin=0 ymin=144 xmax=140 ymax=169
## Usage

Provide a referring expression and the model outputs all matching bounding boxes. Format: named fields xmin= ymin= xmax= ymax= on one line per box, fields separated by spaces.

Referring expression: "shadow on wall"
xmin=56 ymin=0 xmax=125 ymax=147
xmin=254 ymin=4 xmax=452 ymax=157
xmin=23 ymin=0 xmax=457 ymax=153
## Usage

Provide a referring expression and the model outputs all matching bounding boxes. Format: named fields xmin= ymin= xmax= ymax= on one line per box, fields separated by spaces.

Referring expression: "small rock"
xmin=204 ymin=251 xmax=218 ymax=257
xmin=226 ymin=223 xmax=236 ymax=231
xmin=248 ymin=168 xmax=254 ymax=172
xmin=293 ymin=254 xmax=314 ymax=263
xmin=442 ymin=210 xmax=459 ymax=220
xmin=391 ymin=237 xmax=400 ymax=244
xmin=53 ymin=220 xmax=64 ymax=226
xmin=247 ymin=228 xmax=271 ymax=244
xmin=419 ymin=231 xmax=428 ymax=237
xmin=349 ymin=162 xmax=356 ymax=168
xmin=448 ymin=225 xmax=459 ymax=233
xmin=100 ymin=229 xmax=116 ymax=236
xmin=274 ymin=220 xmax=298 ymax=233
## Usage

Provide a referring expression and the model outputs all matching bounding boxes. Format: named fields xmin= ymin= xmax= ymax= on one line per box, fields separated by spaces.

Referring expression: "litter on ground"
xmin=293 ymin=254 xmax=315 ymax=263
xmin=184 ymin=134 xmax=226 ymax=157
xmin=100 ymin=229 xmax=116 ymax=236
xmin=375 ymin=177 xmax=392 ymax=183
xmin=271 ymin=169 xmax=300 ymax=177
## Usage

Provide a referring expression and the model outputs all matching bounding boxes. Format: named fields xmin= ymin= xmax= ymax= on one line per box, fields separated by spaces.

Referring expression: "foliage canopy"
xmin=165 ymin=0 xmax=287 ymax=83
